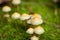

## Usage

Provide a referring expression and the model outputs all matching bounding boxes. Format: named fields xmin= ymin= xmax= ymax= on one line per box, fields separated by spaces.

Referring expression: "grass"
xmin=0 ymin=1 xmax=60 ymax=40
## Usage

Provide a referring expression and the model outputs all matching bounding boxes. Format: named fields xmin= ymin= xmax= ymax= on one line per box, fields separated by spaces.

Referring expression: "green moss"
xmin=0 ymin=0 xmax=60 ymax=40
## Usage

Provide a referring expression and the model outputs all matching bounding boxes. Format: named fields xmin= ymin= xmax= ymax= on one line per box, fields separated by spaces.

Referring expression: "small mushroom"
xmin=34 ymin=26 xmax=44 ymax=35
xmin=20 ymin=13 xmax=30 ymax=20
xmin=11 ymin=12 xmax=20 ymax=19
xmin=26 ymin=28 xmax=34 ymax=34
xmin=2 ymin=6 xmax=11 ymax=12
xmin=30 ymin=35 xmax=39 ymax=40
xmin=31 ymin=18 xmax=43 ymax=25
xmin=12 ymin=0 xmax=21 ymax=5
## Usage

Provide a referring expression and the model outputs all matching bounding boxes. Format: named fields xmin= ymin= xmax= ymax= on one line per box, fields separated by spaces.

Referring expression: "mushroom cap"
xmin=20 ymin=13 xmax=30 ymax=20
xmin=31 ymin=36 xmax=39 ymax=40
xmin=26 ymin=28 xmax=34 ymax=34
xmin=12 ymin=0 xmax=21 ymax=5
xmin=34 ymin=26 xmax=44 ymax=35
xmin=2 ymin=6 xmax=11 ymax=12
xmin=27 ymin=19 xmax=32 ymax=24
xmin=11 ymin=12 xmax=20 ymax=19
xmin=31 ymin=13 xmax=42 ymax=19
xmin=31 ymin=18 xmax=43 ymax=25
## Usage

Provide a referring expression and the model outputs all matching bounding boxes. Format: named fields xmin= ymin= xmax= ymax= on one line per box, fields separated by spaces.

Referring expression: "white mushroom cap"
xmin=53 ymin=0 xmax=58 ymax=3
xmin=20 ymin=13 xmax=30 ymax=20
xmin=2 ymin=6 xmax=11 ymax=12
xmin=12 ymin=0 xmax=21 ymax=5
xmin=31 ymin=18 xmax=43 ymax=25
xmin=31 ymin=13 xmax=42 ymax=19
xmin=26 ymin=28 xmax=34 ymax=34
xmin=30 ymin=36 xmax=39 ymax=40
xmin=27 ymin=19 xmax=31 ymax=24
xmin=11 ymin=12 xmax=20 ymax=19
xmin=34 ymin=26 xmax=44 ymax=35
xmin=27 ymin=13 xmax=43 ymax=25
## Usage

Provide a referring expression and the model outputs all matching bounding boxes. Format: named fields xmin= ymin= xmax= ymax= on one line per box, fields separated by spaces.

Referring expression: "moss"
xmin=0 ymin=0 xmax=60 ymax=40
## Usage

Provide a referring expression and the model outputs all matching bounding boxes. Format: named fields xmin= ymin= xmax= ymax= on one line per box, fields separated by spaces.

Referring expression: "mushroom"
xmin=20 ymin=13 xmax=30 ymax=20
xmin=12 ymin=0 xmax=21 ymax=5
xmin=34 ymin=26 xmax=44 ymax=35
xmin=26 ymin=28 xmax=34 ymax=34
xmin=2 ymin=6 xmax=11 ymax=12
xmin=30 ymin=35 xmax=39 ymax=40
xmin=11 ymin=12 xmax=20 ymax=19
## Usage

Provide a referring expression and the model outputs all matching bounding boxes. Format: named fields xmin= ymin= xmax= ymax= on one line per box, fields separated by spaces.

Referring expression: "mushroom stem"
xmin=23 ymin=20 xmax=27 ymax=29
xmin=16 ymin=5 xmax=19 ymax=12
xmin=15 ymin=20 xmax=19 ymax=31
xmin=54 ymin=8 xmax=58 ymax=16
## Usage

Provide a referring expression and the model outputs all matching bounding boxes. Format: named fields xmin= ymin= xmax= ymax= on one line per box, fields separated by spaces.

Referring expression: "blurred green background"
xmin=0 ymin=0 xmax=60 ymax=40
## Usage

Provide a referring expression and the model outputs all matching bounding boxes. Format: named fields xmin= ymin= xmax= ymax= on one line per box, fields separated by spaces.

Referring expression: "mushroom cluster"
xmin=25 ymin=13 xmax=44 ymax=40
xmin=2 ymin=0 xmax=45 ymax=40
